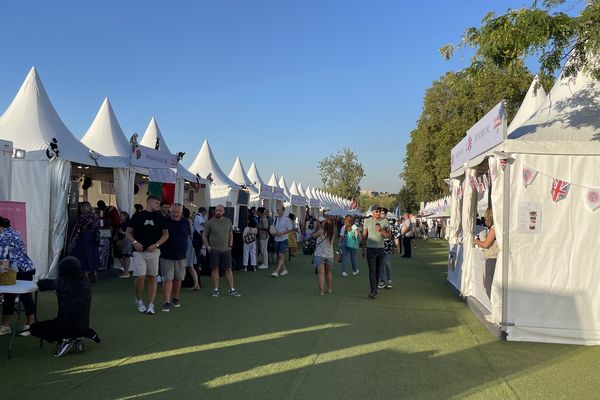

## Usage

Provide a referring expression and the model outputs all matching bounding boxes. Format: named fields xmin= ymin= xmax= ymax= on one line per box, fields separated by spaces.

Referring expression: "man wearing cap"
xmin=271 ymin=206 xmax=294 ymax=277
xmin=361 ymin=206 xmax=391 ymax=299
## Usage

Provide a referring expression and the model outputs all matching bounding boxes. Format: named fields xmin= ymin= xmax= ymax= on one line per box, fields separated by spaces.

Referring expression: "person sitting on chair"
xmin=28 ymin=257 xmax=100 ymax=357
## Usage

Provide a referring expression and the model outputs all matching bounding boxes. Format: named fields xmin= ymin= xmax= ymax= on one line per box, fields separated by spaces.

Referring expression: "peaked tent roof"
xmin=140 ymin=117 xmax=172 ymax=154
xmin=297 ymin=182 xmax=307 ymax=197
xmin=247 ymin=162 xmax=266 ymax=187
xmin=506 ymin=63 xmax=600 ymax=154
xmin=81 ymin=97 xmax=130 ymax=158
xmin=507 ymin=76 xmax=547 ymax=134
xmin=0 ymin=67 xmax=124 ymax=167
xmin=188 ymin=140 xmax=239 ymax=188
xmin=268 ymin=173 xmax=281 ymax=188
xmin=289 ymin=181 xmax=300 ymax=196
xmin=278 ymin=176 xmax=291 ymax=197
xmin=228 ymin=157 xmax=258 ymax=193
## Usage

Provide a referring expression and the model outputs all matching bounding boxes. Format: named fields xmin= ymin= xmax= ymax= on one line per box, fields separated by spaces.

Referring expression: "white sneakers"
xmin=257 ymin=265 xmax=268 ymax=270
xmin=280 ymin=270 xmax=289 ymax=276
xmin=352 ymin=269 xmax=360 ymax=276
xmin=271 ymin=271 xmax=279 ymax=278
xmin=0 ymin=324 xmax=11 ymax=335
xmin=136 ymin=300 xmax=147 ymax=313
xmin=342 ymin=272 xmax=348 ymax=277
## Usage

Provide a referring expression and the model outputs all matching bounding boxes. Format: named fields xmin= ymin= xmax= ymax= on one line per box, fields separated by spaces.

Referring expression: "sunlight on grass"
xmin=113 ymin=388 xmax=173 ymax=400
xmin=203 ymin=334 xmax=425 ymax=388
xmin=54 ymin=323 xmax=350 ymax=375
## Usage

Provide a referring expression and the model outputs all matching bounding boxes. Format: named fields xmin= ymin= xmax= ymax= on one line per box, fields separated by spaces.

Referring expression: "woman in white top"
xmin=311 ymin=217 xmax=335 ymax=295
xmin=242 ymin=218 xmax=259 ymax=272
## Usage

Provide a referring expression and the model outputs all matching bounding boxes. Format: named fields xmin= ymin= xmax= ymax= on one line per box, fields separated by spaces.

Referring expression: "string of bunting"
xmin=451 ymin=158 xmax=600 ymax=211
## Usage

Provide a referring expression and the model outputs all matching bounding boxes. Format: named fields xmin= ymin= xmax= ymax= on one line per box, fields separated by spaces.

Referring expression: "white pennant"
xmin=522 ymin=165 xmax=538 ymax=188
xmin=586 ymin=188 xmax=600 ymax=210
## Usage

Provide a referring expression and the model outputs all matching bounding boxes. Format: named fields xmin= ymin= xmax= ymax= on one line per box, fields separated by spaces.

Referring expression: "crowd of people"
xmin=0 ymin=196 xmax=444 ymax=357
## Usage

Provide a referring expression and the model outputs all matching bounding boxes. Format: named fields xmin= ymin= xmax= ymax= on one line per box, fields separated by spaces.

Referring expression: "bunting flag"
xmin=550 ymin=179 xmax=570 ymax=203
xmin=585 ymin=189 xmax=600 ymax=210
xmin=522 ymin=165 xmax=538 ymax=188
xmin=469 ymin=176 xmax=476 ymax=190
xmin=148 ymin=181 xmax=176 ymax=204
xmin=476 ymin=177 xmax=484 ymax=194
xmin=500 ymin=159 xmax=508 ymax=171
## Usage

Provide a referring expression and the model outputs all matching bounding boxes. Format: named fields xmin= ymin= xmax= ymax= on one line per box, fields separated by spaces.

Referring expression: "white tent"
xmin=228 ymin=157 xmax=260 ymax=207
xmin=288 ymin=180 xmax=308 ymax=223
xmin=278 ymin=175 xmax=292 ymax=204
xmin=139 ymin=118 xmax=209 ymax=208
xmin=188 ymin=140 xmax=241 ymax=224
xmin=248 ymin=162 xmax=275 ymax=214
xmin=268 ymin=173 xmax=286 ymax=203
xmin=0 ymin=68 xmax=126 ymax=278
xmin=489 ymin=63 xmax=600 ymax=345
xmin=305 ymin=186 xmax=321 ymax=217
xmin=0 ymin=139 xmax=13 ymax=200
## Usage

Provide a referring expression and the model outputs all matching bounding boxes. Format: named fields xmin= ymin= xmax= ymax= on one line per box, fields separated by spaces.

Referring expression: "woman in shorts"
xmin=311 ymin=217 xmax=335 ymax=295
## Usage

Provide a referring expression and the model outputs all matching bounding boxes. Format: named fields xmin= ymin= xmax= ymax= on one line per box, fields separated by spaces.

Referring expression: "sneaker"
xmin=352 ymin=269 xmax=359 ymax=276
xmin=157 ymin=275 xmax=163 ymax=283
xmin=118 ymin=272 xmax=131 ymax=278
xmin=162 ymin=302 xmax=172 ymax=312
xmin=146 ymin=303 xmax=155 ymax=315
xmin=377 ymin=281 xmax=386 ymax=289
xmin=257 ymin=265 xmax=268 ymax=270
xmin=73 ymin=338 xmax=86 ymax=353
xmin=54 ymin=338 xmax=75 ymax=357
xmin=228 ymin=288 xmax=241 ymax=297
xmin=171 ymin=298 xmax=180 ymax=308
xmin=18 ymin=324 xmax=31 ymax=336
xmin=280 ymin=270 xmax=288 ymax=276
xmin=0 ymin=324 xmax=11 ymax=336
xmin=212 ymin=289 xmax=220 ymax=298
xmin=341 ymin=272 xmax=348 ymax=277
xmin=136 ymin=301 xmax=147 ymax=313
xmin=386 ymin=281 xmax=393 ymax=289
xmin=271 ymin=271 xmax=279 ymax=278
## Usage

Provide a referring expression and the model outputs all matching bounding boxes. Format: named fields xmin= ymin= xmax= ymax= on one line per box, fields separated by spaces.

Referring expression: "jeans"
xmin=366 ymin=247 xmax=384 ymax=294
xmin=341 ymin=245 xmax=358 ymax=274
xmin=259 ymin=238 xmax=269 ymax=267
xmin=381 ymin=252 xmax=392 ymax=282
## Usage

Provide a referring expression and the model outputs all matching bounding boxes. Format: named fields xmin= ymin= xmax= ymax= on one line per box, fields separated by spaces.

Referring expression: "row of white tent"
xmin=447 ymin=54 xmax=600 ymax=346
xmin=0 ymin=68 xmax=353 ymax=278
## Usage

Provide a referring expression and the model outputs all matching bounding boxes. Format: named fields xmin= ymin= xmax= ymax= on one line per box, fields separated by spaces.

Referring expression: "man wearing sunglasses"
xmin=361 ymin=206 xmax=391 ymax=299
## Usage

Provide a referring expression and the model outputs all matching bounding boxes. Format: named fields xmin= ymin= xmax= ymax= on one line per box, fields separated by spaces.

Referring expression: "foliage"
xmin=356 ymin=192 xmax=398 ymax=213
xmin=401 ymin=62 xmax=535 ymax=203
xmin=317 ymin=148 xmax=365 ymax=199
xmin=441 ymin=0 xmax=600 ymax=84
xmin=397 ymin=186 xmax=419 ymax=214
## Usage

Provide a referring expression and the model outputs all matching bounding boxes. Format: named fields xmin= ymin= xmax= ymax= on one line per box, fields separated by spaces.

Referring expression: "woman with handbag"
xmin=242 ymin=218 xmax=258 ymax=272
xmin=0 ymin=216 xmax=36 ymax=336
xmin=312 ymin=217 xmax=335 ymax=295
xmin=339 ymin=215 xmax=360 ymax=277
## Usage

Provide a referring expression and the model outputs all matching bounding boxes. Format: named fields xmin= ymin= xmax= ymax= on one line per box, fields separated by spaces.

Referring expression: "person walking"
xmin=183 ymin=207 xmax=200 ymax=290
xmin=160 ymin=204 xmax=189 ymax=312
xmin=126 ymin=195 xmax=169 ymax=315
xmin=271 ymin=206 xmax=293 ymax=277
xmin=339 ymin=215 xmax=360 ymax=277
xmin=379 ymin=208 xmax=395 ymax=289
xmin=202 ymin=205 xmax=241 ymax=297
xmin=312 ymin=217 xmax=335 ymax=295
xmin=401 ymin=214 xmax=414 ymax=258
xmin=361 ymin=206 xmax=390 ymax=299
xmin=256 ymin=207 xmax=269 ymax=270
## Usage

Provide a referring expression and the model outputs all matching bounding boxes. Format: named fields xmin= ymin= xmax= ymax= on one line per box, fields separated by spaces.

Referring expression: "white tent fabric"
xmin=278 ymin=176 xmax=291 ymax=202
xmin=0 ymin=139 xmax=13 ymax=200
xmin=269 ymin=173 xmax=285 ymax=201
xmin=188 ymin=140 xmax=240 ymax=207
xmin=507 ymin=75 xmax=547 ymax=134
xmin=248 ymin=162 xmax=266 ymax=187
xmin=140 ymin=117 xmax=172 ymax=154
xmin=0 ymin=68 xmax=122 ymax=278
xmin=228 ymin=157 xmax=260 ymax=206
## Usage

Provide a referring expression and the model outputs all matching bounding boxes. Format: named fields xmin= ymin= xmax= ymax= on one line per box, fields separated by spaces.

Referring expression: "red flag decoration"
xmin=550 ymin=179 xmax=570 ymax=203
xmin=522 ymin=165 xmax=538 ymax=188
xmin=500 ymin=159 xmax=508 ymax=171
xmin=469 ymin=176 xmax=475 ymax=189
xmin=585 ymin=189 xmax=600 ymax=210
xmin=476 ymin=177 xmax=484 ymax=194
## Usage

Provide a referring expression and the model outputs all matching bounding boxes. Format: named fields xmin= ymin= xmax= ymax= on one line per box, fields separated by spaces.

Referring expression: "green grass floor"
xmin=3 ymin=240 xmax=600 ymax=400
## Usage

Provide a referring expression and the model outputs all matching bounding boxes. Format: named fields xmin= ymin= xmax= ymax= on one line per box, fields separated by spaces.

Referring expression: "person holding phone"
xmin=361 ymin=206 xmax=391 ymax=299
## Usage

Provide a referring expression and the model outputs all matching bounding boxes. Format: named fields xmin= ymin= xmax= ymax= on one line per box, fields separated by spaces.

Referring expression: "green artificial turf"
xmin=2 ymin=240 xmax=600 ymax=400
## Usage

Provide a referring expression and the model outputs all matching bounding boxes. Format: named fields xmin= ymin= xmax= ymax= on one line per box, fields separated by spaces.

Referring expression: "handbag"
xmin=346 ymin=228 xmax=360 ymax=250
xmin=303 ymin=238 xmax=316 ymax=255
xmin=243 ymin=233 xmax=256 ymax=244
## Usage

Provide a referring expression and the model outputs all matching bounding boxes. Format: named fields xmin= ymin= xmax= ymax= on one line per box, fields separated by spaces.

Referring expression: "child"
xmin=29 ymin=257 xmax=100 ymax=357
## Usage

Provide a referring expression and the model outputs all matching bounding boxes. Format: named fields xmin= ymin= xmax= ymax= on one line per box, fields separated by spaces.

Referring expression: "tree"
xmin=397 ymin=186 xmax=419 ymax=214
xmin=441 ymin=1 xmax=600 ymax=84
xmin=356 ymin=192 xmax=397 ymax=213
xmin=401 ymin=62 xmax=534 ymax=203
xmin=317 ymin=148 xmax=365 ymax=199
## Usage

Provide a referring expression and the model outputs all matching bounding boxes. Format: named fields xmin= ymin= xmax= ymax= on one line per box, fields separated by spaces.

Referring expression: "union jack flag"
xmin=551 ymin=179 xmax=570 ymax=203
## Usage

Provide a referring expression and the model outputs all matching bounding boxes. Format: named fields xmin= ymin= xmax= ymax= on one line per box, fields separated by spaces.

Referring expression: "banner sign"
xmin=290 ymin=194 xmax=307 ymax=206
xmin=451 ymin=101 xmax=506 ymax=172
xmin=273 ymin=187 xmax=285 ymax=200
xmin=0 ymin=201 xmax=27 ymax=251
xmin=309 ymin=198 xmax=320 ymax=207
xmin=259 ymin=184 xmax=274 ymax=198
xmin=131 ymin=144 xmax=178 ymax=169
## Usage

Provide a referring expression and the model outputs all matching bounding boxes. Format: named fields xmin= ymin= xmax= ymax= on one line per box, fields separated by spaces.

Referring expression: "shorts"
xmin=274 ymin=239 xmax=288 ymax=255
xmin=209 ymin=249 xmax=232 ymax=270
xmin=132 ymin=250 xmax=161 ymax=277
xmin=313 ymin=255 xmax=334 ymax=267
xmin=160 ymin=258 xmax=186 ymax=281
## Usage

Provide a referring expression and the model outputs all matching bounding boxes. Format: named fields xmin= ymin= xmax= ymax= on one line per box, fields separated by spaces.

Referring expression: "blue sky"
xmin=0 ymin=1 xmax=582 ymax=193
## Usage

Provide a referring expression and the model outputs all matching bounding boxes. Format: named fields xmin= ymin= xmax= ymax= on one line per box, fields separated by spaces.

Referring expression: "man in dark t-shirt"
xmin=159 ymin=204 xmax=190 ymax=312
xmin=126 ymin=195 xmax=169 ymax=315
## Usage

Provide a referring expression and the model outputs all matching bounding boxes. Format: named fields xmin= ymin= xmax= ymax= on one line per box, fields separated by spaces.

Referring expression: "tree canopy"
xmin=441 ymin=1 xmax=600 ymax=84
xmin=317 ymin=148 xmax=365 ymax=200
xmin=401 ymin=62 xmax=535 ymax=203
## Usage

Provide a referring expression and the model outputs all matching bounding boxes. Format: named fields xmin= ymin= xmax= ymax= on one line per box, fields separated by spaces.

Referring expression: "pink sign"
xmin=0 ymin=201 xmax=27 ymax=250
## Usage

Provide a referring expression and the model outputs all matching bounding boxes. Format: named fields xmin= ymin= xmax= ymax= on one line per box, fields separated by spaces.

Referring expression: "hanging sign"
xmin=131 ymin=144 xmax=178 ymax=169
xmin=259 ymin=184 xmax=274 ymax=198
xmin=309 ymin=198 xmax=320 ymax=207
xmin=0 ymin=201 xmax=27 ymax=250
xmin=450 ymin=101 xmax=506 ymax=172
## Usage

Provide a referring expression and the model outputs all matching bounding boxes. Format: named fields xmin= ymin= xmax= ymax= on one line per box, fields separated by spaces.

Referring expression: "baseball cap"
xmin=318 ymin=216 xmax=325 ymax=222
xmin=371 ymin=205 xmax=381 ymax=211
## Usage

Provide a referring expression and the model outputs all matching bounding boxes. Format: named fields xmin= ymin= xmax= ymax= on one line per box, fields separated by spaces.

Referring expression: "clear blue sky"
xmin=0 ymin=1 xmax=580 ymax=193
